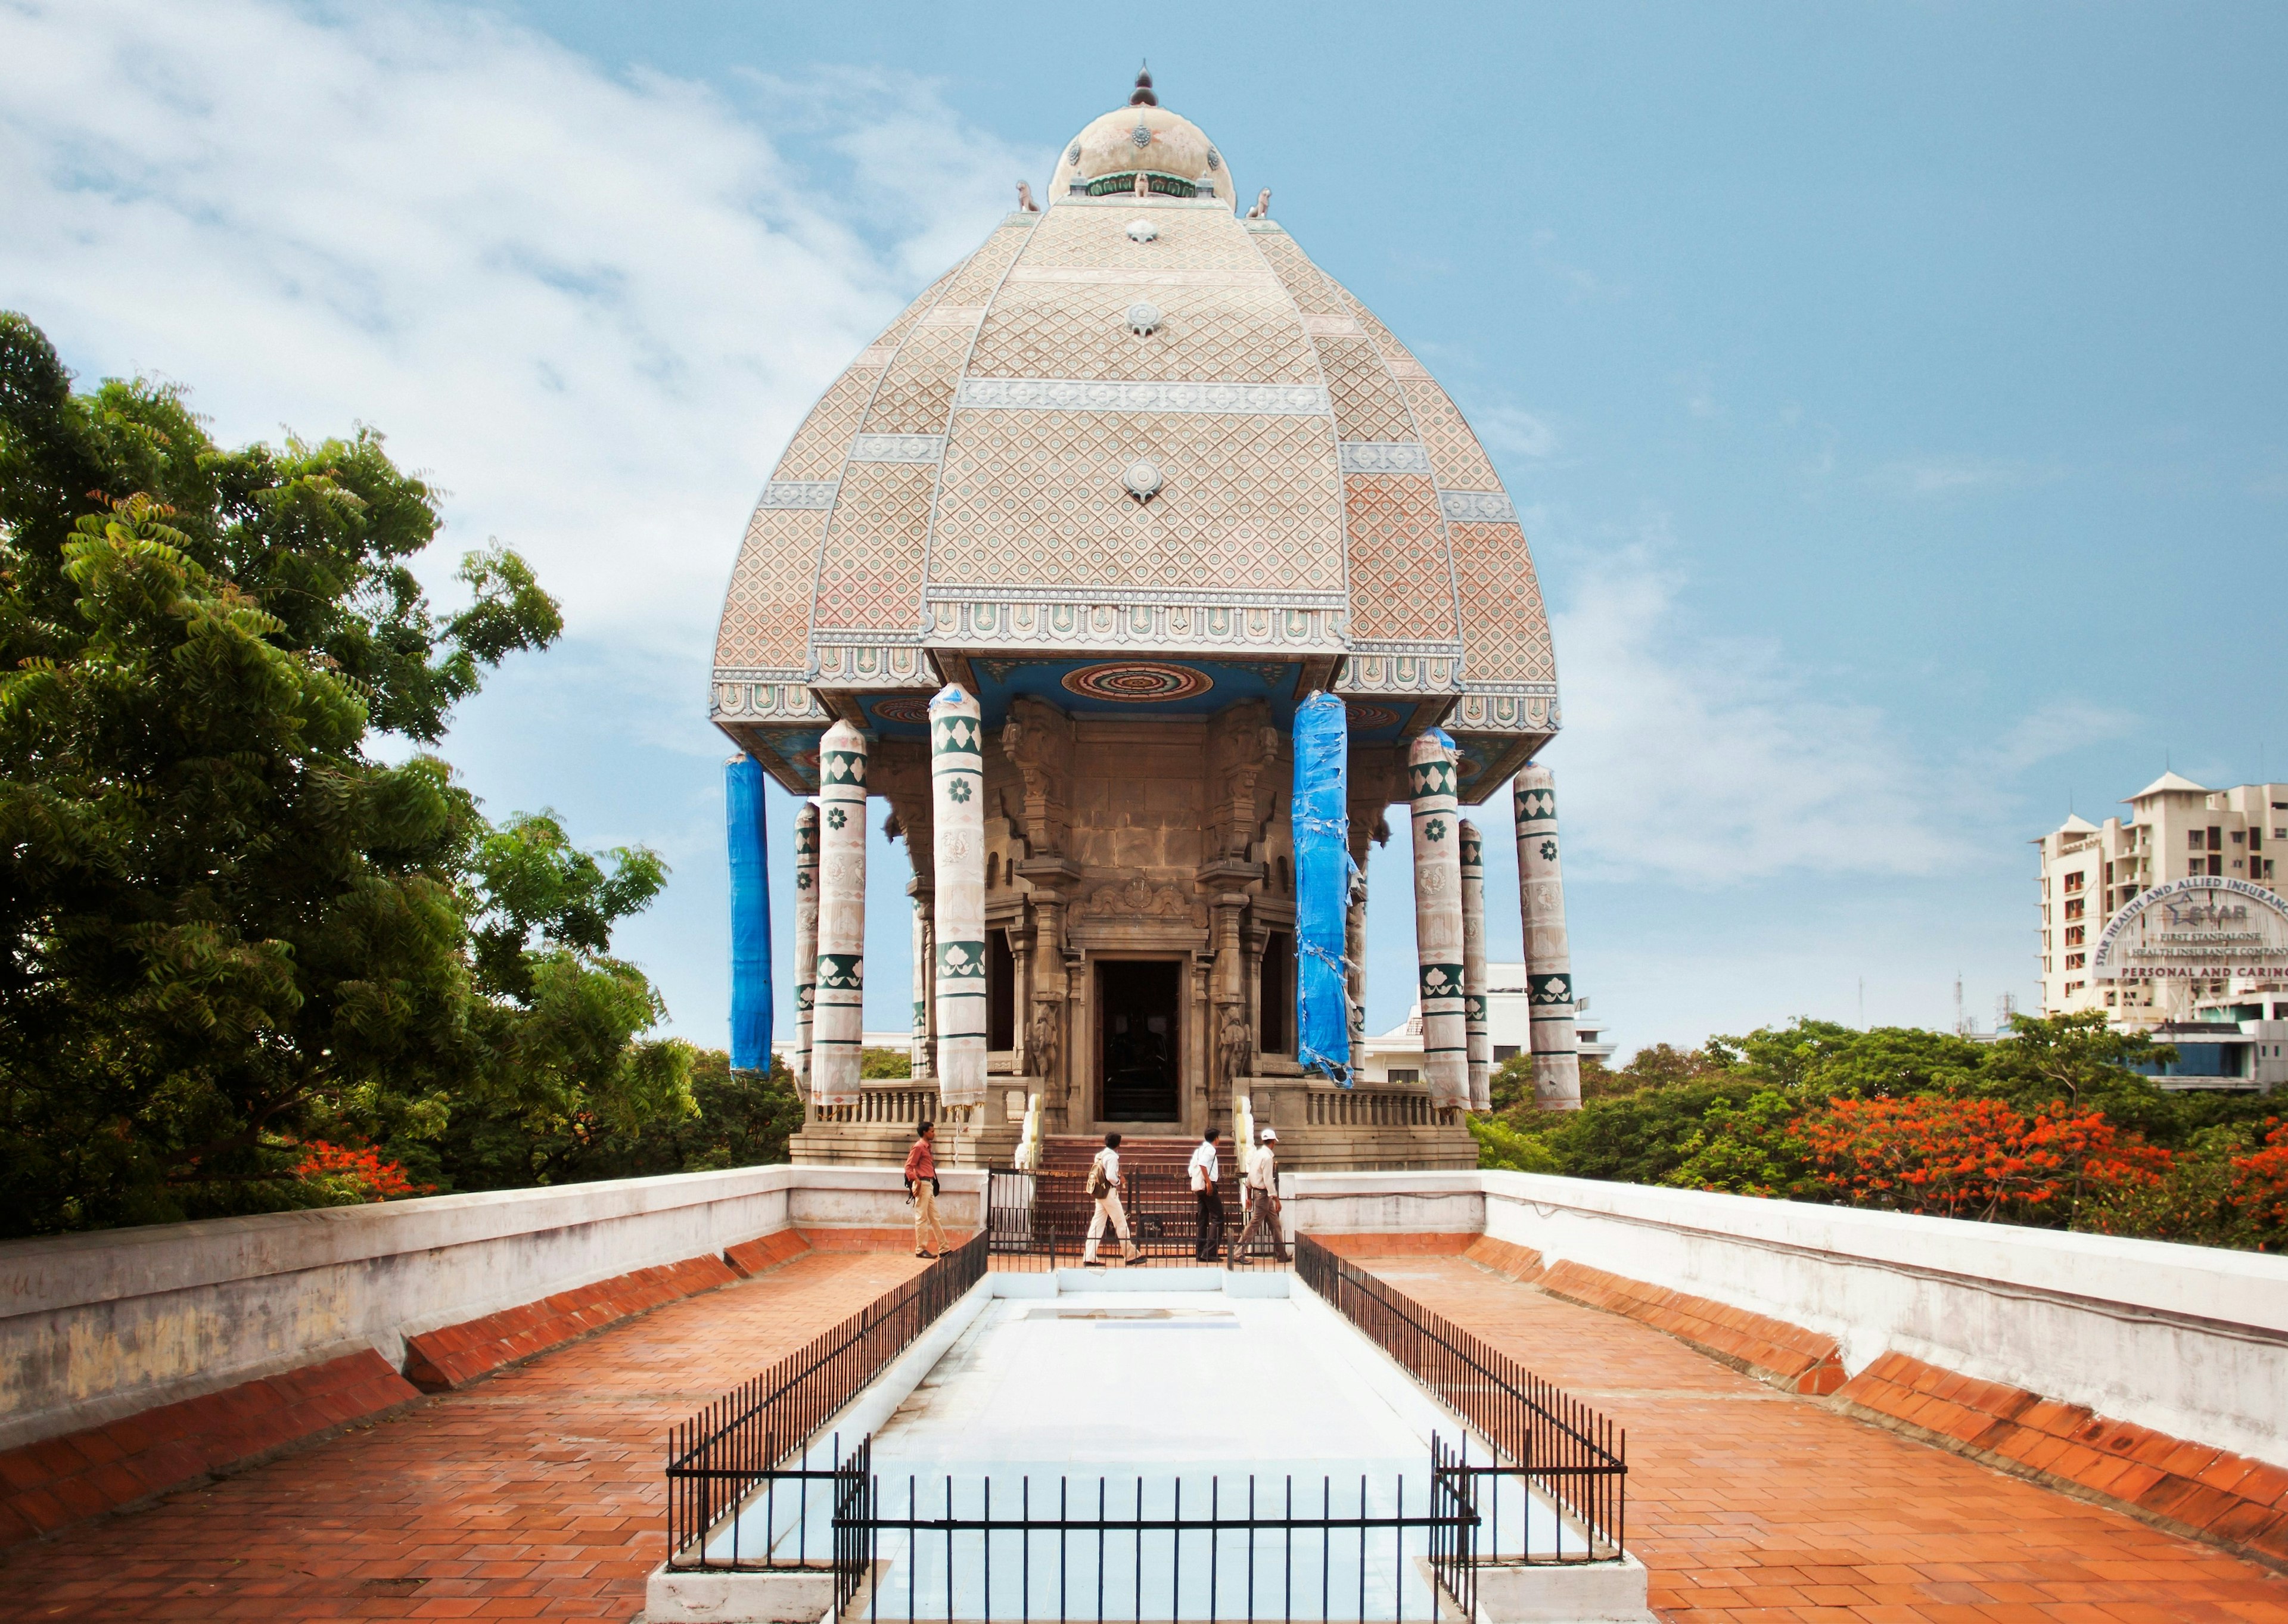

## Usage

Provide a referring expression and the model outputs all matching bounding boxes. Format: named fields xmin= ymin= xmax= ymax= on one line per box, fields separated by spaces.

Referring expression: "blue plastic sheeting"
xmin=725 ymin=755 xmax=773 ymax=1072
xmin=1291 ymin=692 xmax=1355 ymax=1083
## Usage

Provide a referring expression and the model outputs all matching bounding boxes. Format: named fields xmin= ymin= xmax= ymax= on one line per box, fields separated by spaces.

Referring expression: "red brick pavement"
xmin=0 ymin=1249 xmax=928 ymax=1622
xmin=1348 ymin=1252 xmax=2288 ymax=1623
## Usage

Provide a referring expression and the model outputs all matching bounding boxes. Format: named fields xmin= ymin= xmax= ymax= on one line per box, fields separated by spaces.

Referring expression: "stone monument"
xmin=709 ymin=73 xmax=1576 ymax=1169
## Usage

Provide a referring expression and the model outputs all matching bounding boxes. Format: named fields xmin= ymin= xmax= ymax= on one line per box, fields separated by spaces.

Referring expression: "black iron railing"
xmin=831 ymin=1437 xmax=1483 ymax=1622
xmin=1295 ymin=1235 xmax=1627 ymax=1561
xmin=665 ymin=1231 xmax=987 ymax=1569
xmin=987 ymin=1168 xmax=1287 ymax=1268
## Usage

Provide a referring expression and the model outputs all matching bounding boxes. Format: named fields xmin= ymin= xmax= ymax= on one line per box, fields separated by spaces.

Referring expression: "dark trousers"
xmin=1194 ymin=1188 xmax=1225 ymax=1259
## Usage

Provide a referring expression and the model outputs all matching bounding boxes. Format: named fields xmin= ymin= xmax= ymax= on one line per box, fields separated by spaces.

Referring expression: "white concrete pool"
xmin=696 ymin=1272 xmax=1620 ymax=1621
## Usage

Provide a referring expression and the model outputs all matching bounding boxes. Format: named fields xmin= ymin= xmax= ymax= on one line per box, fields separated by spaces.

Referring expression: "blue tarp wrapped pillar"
xmin=725 ymin=754 xmax=773 ymax=1072
xmin=1292 ymin=692 xmax=1354 ymax=1082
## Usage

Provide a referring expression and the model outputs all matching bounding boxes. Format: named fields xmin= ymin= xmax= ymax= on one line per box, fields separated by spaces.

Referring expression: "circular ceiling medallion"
xmin=1122 ymin=458 xmax=1164 ymax=500
xmin=1126 ymin=301 xmax=1162 ymax=335
xmin=872 ymin=696 xmax=932 ymax=726
xmin=1062 ymin=661 xmax=1213 ymax=704
xmin=1344 ymin=702 xmax=1402 ymax=730
xmin=1125 ymin=218 xmax=1158 ymax=242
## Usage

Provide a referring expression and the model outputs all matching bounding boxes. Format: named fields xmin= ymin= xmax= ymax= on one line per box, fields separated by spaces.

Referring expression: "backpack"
xmin=1084 ymin=1154 xmax=1113 ymax=1199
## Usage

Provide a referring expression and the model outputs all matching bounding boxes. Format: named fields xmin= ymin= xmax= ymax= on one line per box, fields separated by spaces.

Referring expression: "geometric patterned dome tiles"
xmin=711 ymin=111 xmax=1558 ymax=770
xmin=931 ymin=408 xmax=1343 ymax=593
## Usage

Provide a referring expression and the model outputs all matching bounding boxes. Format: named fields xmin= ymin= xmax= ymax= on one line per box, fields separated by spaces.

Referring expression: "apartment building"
xmin=2035 ymin=773 xmax=2288 ymax=1090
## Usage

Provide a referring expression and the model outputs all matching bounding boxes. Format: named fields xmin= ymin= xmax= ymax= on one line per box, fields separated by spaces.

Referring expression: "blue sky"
xmin=4 ymin=1 xmax=2283 ymax=1056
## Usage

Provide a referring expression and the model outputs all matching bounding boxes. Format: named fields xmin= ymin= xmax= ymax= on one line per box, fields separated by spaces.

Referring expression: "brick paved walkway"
xmin=1353 ymin=1253 xmax=2288 ymax=1624
xmin=9 ymin=1246 xmax=2286 ymax=1622
xmin=0 ymin=1249 xmax=928 ymax=1622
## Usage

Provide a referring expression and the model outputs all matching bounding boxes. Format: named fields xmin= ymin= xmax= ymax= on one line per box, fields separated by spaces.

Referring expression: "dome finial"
xmin=1130 ymin=62 xmax=1157 ymax=107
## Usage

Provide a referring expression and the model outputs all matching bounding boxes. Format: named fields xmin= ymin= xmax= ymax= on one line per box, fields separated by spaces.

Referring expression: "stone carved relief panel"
xmin=1072 ymin=879 xmax=1206 ymax=927
xmin=1207 ymin=699 xmax=1283 ymax=863
xmin=930 ymin=409 xmax=1343 ymax=593
xmin=1000 ymin=695 xmax=1075 ymax=858
xmin=868 ymin=742 xmax=936 ymax=888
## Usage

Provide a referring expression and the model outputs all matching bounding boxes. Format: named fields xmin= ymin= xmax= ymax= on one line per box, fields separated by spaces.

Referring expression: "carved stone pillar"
xmin=1514 ymin=763 xmax=1582 ymax=1112
xmin=1008 ymin=900 xmax=1036 ymax=1075
xmin=930 ymin=685 xmax=987 ymax=1113
xmin=812 ymin=721 xmax=868 ymax=1110
xmin=1345 ymin=878 xmax=1368 ymax=1063
xmin=1407 ymin=730 xmax=1469 ymax=1114
xmin=907 ymin=879 xmax=935 ymax=1081
xmin=1460 ymin=818 xmax=1490 ymax=1112
xmin=794 ymin=801 xmax=819 ymax=1106
xmin=1014 ymin=859 xmax=1080 ymax=1128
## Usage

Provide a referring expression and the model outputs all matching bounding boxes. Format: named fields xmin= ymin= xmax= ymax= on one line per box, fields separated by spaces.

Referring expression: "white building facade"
xmin=1358 ymin=963 xmax=1616 ymax=1085
xmin=2035 ymin=772 xmax=2288 ymax=1091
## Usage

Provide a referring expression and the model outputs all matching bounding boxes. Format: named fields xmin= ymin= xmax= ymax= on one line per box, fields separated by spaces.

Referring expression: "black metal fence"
xmin=664 ymin=1231 xmax=988 ymax=1569
xmin=1295 ymin=1235 xmax=1627 ymax=1562
xmin=831 ymin=1437 xmax=1484 ymax=1622
xmin=987 ymin=1169 xmax=1288 ymax=1268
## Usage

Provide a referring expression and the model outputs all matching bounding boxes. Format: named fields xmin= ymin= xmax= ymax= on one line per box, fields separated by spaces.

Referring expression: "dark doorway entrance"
xmin=1098 ymin=960 xmax=1182 ymax=1122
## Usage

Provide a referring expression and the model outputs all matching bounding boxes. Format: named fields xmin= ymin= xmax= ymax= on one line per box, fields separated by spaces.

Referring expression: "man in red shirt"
xmin=903 ymin=1122 xmax=946 ymax=1258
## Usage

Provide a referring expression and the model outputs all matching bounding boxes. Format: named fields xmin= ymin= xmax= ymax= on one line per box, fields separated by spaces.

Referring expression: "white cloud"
xmin=1475 ymin=405 xmax=1558 ymax=460
xmin=1869 ymin=456 xmax=2065 ymax=497
xmin=1973 ymin=699 xmax=2138 ymax=779
xmin=0 ymin=0 xmax=1039 ymax=657
xmin=1547 ymin=545 xmax=1963 ymax=883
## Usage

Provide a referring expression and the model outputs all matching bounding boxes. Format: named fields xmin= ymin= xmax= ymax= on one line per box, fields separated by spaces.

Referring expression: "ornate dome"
xmin=712 ymin=82 xmax=1556 ymax=802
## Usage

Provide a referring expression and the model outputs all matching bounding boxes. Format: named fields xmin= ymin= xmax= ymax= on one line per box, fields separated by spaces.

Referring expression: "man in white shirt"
xmin=1230 ymin=1126 xmax=1288 ymax=1264
xmin=1187 ymin=1128 xmax=1224 ymax=1261
xmin=1082 ymin=1131 xmax=1139 ymax=1267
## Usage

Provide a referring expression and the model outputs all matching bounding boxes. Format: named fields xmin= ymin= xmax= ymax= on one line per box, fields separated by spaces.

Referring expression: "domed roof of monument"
xmin=710 ymin=74 xmax=1556 ymax=802
xmin=1046 ymin=70 xmax=1236 ymax=209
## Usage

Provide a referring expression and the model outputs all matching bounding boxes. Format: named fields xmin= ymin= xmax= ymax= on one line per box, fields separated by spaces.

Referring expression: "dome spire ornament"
xmin=1130 ymin=63 xmax=1157 ymax=107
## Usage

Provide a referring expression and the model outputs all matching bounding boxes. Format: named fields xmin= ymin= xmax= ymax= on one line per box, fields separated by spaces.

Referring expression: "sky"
xmin=3 ymin=0 xmax=2283 ymax=1059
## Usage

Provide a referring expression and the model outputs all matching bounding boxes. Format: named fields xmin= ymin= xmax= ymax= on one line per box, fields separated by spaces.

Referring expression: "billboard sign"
xmin=2089 ymin=875 xmax=2288 ymax=981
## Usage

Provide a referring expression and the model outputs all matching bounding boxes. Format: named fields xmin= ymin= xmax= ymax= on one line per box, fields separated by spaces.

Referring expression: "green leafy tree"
xmin=1664 ymin=1089 xmax=1816 ymax=1197
xmin=1468 ymin=1113 xmax=1560 ymax=1173
xmin=0 ymin=312 xmax=689 ymax=1236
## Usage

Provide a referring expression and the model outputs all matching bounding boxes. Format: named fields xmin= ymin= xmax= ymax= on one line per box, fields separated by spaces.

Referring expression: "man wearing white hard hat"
xmin=1229 ymin=1125 xmax=1288 ymax=1265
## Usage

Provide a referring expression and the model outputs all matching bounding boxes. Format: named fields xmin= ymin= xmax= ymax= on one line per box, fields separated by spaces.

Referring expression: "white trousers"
xmin=1083 ymin=1192 xmax=1134 ymax=1261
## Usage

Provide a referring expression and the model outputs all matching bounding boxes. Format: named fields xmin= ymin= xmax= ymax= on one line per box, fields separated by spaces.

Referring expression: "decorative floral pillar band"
xmin=1513 ymin=763 xmax=1581 ymax=1111
xmin=930 ymin=684 xmax=988 ymax=1111
xmin=792 ymin=800 xmax=819 ymax=1105
xmin=1409 ymin=729 xmax=1470 ymax=1113
xmin=812 ymin=721 xmax=868 ymax=1110
xmin=1460 ymin=816 xmax=1491 ymax=1112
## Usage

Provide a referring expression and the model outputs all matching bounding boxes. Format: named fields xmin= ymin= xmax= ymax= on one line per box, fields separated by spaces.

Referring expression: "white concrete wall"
xmin=20 ymin=1162 xmax=2288 ymax=1482
xmin=1288 ymin=1169 xmax=2288 ymax=1471
xmin=0 ymin=1165 xmax=983 ymax=1453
